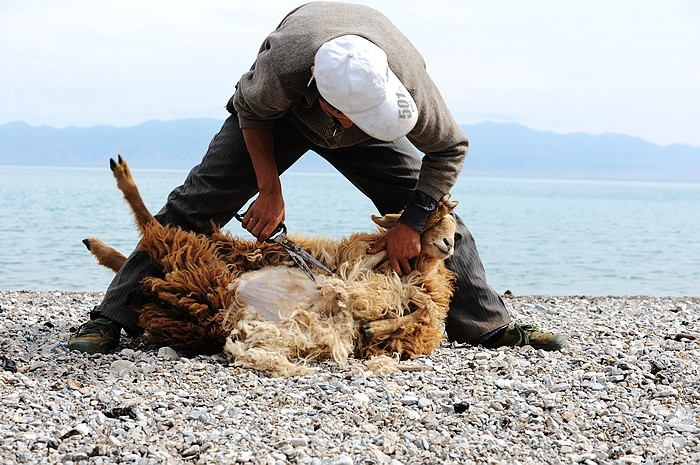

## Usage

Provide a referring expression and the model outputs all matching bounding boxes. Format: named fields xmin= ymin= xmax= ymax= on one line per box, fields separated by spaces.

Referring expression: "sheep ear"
xmin=421 ymin=194 xmax=459 ymax=231
xmin=372 ymin=213 xmax=400 ymax=230
xmin=438 ymin=193 xmax=459 ymax=213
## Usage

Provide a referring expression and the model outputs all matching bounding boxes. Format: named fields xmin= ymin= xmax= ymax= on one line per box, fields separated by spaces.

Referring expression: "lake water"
xmin=1 ymin=164 xmax=698 ymax=296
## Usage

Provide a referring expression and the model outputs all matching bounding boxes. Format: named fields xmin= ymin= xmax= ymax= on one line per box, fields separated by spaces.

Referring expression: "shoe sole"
xmin=68 ymin=341 xmax=116 ymax=354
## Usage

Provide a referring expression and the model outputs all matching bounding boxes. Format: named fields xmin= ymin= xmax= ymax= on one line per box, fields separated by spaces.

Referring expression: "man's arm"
xmin=241 ymin=127 xmax=285 ymax=241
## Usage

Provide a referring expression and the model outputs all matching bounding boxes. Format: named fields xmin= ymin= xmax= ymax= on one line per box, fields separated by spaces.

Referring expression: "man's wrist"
xmin=398 ymin=190 xmax=437 ymax=231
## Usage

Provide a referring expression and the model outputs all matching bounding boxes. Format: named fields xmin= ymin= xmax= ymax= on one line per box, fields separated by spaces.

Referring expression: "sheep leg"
xmin=82 ymin=237 xmax=127 ymax=272
xmin=110 ymin=155 xmax=159 ymax=234
xmin=362 ymin=308 xmax=428 ymax=341
xmin=359 ymin=250 xmax=388 ymax=270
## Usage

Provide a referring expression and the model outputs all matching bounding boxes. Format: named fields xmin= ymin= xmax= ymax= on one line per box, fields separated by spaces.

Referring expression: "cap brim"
xmin=343 ymin=70 xmax=418 ymax=141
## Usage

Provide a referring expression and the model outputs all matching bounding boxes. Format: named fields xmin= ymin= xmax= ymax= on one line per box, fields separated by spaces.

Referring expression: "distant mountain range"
xmin=1 ymin=119 xmax=699 ymax=182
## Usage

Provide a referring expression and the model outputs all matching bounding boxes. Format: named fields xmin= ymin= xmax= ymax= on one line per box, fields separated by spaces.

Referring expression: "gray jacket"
xmin=231 ymin=1 xmax=468 ymax=201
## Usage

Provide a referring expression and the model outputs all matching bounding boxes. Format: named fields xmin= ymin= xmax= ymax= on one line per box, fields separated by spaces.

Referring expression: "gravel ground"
xmin=1 ymin=290 xmax=699 ymax=464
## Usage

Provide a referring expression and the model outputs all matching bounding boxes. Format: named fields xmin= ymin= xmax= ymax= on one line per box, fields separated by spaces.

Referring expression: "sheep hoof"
xmin=362 ymin=323 xmax=374 ymax=340
xmin=109 ymin=154 xmax=126 ymax=171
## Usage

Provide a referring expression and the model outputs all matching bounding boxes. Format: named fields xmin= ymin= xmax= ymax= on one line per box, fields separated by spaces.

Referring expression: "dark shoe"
xmin=485 ymin=322 xmax=567 ymax=351
xmin=68 ymin=317 xmax=121 ymax=354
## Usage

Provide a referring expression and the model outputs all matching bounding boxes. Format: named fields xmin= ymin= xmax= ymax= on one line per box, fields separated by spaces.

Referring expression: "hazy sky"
xmin=2 ymin=0 xmax=699 ymax=147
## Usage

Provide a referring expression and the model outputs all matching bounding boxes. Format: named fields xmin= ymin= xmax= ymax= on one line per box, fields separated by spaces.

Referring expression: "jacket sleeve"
xmin=405 ymin=71 xmax=468 ymax=202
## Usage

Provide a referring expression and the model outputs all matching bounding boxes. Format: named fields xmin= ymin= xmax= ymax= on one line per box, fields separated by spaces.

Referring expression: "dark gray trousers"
xmin=95 ymin=114 xmax=511 ymax=342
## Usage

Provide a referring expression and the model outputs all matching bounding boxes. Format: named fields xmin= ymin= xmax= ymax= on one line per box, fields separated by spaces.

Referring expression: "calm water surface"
xmin=1 ymin=165 xmax=698 ymax=296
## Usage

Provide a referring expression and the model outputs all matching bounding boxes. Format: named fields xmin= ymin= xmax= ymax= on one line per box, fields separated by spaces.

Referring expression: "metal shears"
xmin=234 ymin=211 xmax=333 ymax=283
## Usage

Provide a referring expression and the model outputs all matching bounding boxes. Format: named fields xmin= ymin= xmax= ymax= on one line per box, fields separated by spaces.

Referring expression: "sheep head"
xmin=372 ymin=194 xmax=458 ymax=260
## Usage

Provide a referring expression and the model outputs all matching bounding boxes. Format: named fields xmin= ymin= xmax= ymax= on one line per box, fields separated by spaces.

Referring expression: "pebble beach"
xmin=1 ymin=290 xmax=699 ymax=464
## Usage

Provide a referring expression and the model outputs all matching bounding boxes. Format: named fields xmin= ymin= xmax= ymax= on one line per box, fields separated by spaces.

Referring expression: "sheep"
xmin=85 ymin=156 xmax=458 ymax=376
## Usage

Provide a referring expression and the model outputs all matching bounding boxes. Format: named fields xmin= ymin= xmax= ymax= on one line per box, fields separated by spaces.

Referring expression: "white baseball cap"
xmin=313 ymin=35 xmax=418 ymax=141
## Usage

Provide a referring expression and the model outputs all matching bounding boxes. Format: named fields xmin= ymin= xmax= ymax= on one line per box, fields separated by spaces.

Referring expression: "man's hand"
xmin=367 ymin=222 xmax=421 ymax=276
xmin=242 ymin=191 xmax=285 ymax=242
